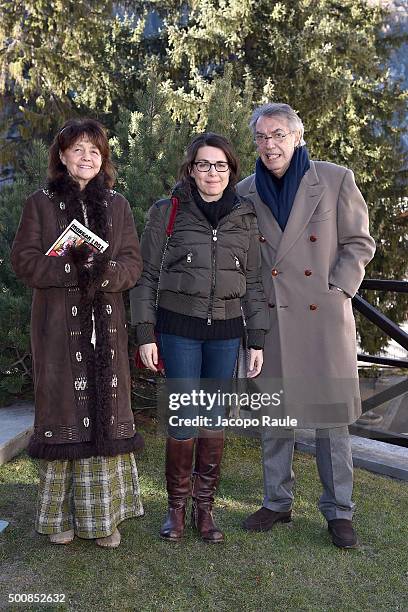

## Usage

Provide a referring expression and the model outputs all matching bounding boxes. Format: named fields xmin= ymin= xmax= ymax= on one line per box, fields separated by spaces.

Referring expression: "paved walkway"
xmin=295 ymin=429 xmax=408 ymax=481
xmin=0 ymin=403 xmax=34 ymax=466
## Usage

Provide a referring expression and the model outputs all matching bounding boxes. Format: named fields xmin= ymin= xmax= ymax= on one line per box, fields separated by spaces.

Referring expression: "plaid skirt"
xmin=36 ymin=453 xmax=144 ymax=539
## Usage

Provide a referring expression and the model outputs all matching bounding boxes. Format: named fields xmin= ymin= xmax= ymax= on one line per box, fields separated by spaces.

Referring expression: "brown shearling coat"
xmin=11 ymin=183 xmax=143 ymax=459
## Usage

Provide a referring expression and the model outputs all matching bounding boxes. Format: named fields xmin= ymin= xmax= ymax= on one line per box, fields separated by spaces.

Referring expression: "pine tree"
xmin=111 ymin=74 xmax=192 ymax=233
xmin=0 ymin=0 xmax=149 ymax=172
xmin=0 ymin=141 xmax=48 ymax=404
xmin=204 ymin=66 xmax=257 ymax=178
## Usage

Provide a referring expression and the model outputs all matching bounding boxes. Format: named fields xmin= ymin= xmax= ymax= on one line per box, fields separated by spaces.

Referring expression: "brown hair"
xmin=47 ymin=118 xmax=116 ymax=188
xmin=178 ymin=132 xmax=240 ymax=188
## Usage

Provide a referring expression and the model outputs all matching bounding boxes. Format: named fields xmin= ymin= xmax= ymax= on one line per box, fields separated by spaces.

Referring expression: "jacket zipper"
xmin=207 ymin=228 xmax=218 ymax=325
xmin=206 ymin=201 xmax=242 ymax=325
xmin=240 ymin=304 xmax=247 ymax=326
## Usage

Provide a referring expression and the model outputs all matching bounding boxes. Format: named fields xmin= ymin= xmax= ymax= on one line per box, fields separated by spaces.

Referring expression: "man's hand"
xmin=247 ymin=349 xmax=263 ymax=378
xmin=138 ymin=343 xmax=159 ymax=372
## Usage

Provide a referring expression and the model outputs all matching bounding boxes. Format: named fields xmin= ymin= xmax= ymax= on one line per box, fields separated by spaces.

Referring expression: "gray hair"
xmin=249 ymin=103 xmax=306 ymax=146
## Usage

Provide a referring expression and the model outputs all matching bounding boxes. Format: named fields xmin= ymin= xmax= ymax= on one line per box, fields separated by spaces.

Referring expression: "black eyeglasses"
xmin=193 ymin=161 xmax=230 ymax=172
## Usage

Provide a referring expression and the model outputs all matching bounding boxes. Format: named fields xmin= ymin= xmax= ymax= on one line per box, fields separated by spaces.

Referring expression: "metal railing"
xmin=352 ymin=279 xmax=408 ymax=446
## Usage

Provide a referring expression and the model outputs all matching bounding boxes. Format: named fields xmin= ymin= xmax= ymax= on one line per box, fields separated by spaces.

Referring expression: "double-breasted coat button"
xmin=83 ymin=417 xmax=90 ymax=427
xmin=309 ymin=304 xmax=318 ymax=311
xmin=59 ymin=202 xmax=65 ymax=210
xmin=101 ymin=280 xmax=109 ymax=287
xmin=72 ymin=306 xmax=78 ymax=316
xmin=271 ymin=268 xmax=279 ymax=277
xmin=111 ymin=415 xmax=115 ymax=425
xmin=268 ymin=303 xmax=275 ymax=308
xmin=44 ymin=431 xmax=53 ymax=438
xmin=106 ymin=305 xmax=112 ymax=314
xmin=65 ymin=263 xmax=71 ymax=273
xmin=305 ymin=269 xmax=312 ymax=276
xmin=309 ymin=235 xmax=317 ymax=242
xmin=76 ymin=351 xmax=82 ymax=362
xmin=259 ymin=235 xmax=266 ymax=242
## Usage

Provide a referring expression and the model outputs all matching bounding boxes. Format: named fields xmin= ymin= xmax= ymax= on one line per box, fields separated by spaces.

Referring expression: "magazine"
xmin=45 ymin=219 xmax=109 ymax=257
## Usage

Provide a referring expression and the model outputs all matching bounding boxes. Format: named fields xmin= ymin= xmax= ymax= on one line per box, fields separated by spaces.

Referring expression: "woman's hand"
xmin=138 ymin=343 xmax=160 ymax=372
xmin=84 ymin=253 xmax=94 ymax=268
xmin=247 ymin=348 xmax=263 ymax=378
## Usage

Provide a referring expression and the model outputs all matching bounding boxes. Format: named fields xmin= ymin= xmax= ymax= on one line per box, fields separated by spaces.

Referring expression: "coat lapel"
xmin=245 ymin=175 xmax=282 ymax=251
xmin=274 ymin=161 xmax=325 ymax=265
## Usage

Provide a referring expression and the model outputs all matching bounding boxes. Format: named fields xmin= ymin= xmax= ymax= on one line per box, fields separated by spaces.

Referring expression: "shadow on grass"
xmin=1 ymin=434 xmax=408 ymax=611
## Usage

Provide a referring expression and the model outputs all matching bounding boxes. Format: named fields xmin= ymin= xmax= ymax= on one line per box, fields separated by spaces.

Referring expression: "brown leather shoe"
xmin=328 ymin=519 xmax=359 ymax=549
xmin=242 ymin=507 xmax=292 ymax=532
xmin=160 ymin=437 xmax=195 ymax=542
xmin=191 ymin=431 xmax=224 ymax=543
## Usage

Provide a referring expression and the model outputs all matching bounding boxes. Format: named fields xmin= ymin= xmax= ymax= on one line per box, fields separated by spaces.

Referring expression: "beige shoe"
xmin=49 ymin=529 xmax=75 ymax=544
xmin=95 ymin=528 xmax=121 ymax=548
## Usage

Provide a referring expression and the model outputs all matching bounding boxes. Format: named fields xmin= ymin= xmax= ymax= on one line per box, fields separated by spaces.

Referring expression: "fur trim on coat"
xmin=24 ymin=173 xmax=144 ymax=460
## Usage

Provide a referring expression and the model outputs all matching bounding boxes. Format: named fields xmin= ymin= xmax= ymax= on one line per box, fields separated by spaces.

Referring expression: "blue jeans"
xmin=158 ymin=334 xmax=241 ymax=439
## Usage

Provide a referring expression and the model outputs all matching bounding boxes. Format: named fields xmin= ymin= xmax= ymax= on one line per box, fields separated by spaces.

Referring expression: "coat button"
xmin=309 ymin=304 xmax=318 ymax=311
xmin=309 ymin=235 xmax=317 ymax=242
xmin=44 ymin=431 xmax=53 ymax=438
xmin=259 ymin=235 xmax=266 ymax=242
xmin=59 ymin=202 xmax=65 ymax=210
xmin=268 ymin=303 xmax=275 ymax=308
xmin=72 ymin=306 xmax=78 ymax=316
xmin=271 ymin=269 xmax=279 ymax=277
xmin=65 ymin=263 xmax=71 ymax=273
xmin=106 ymin=305 xmax=112 ymax=314
xmin=83 ymin=417 xmax=90 ymax=427
xmin=101 ymin=280 xmax=109 ymax=287
xmin=304 ymin=269 xmax=312 ymax=276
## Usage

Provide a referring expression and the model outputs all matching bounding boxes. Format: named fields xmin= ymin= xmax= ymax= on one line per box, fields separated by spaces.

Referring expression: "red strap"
xmin=166 ymin=196 xmax=179 ymax=236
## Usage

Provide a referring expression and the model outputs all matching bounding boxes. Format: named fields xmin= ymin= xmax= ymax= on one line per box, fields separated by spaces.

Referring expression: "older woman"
xmin=130 ymin=132 xmax=269 ymax=543
xmin=236 ymin=103 xmax=376 ymax=548
xmin=11 ymin=118 xmax=144 ymax=548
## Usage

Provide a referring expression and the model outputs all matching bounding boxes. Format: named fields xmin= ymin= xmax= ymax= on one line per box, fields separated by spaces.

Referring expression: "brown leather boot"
xmin=160 ymin=437 xmax=195 ymax=542
xmin=191 ymin=431 xmax=224 ymax=543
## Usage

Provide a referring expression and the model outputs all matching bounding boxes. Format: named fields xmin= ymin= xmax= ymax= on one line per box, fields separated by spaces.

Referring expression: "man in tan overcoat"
xmin=236 ymin=102 xmax=376 ymax=548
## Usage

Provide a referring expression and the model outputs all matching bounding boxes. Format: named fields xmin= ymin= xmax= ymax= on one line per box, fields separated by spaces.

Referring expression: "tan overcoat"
xmin=237 ymin=160 xmax=376 ymax=426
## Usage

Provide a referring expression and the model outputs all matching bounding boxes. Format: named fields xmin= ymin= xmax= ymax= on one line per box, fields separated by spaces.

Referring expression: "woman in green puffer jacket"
xmin=130 ymin=132 xmax=269 ymax=544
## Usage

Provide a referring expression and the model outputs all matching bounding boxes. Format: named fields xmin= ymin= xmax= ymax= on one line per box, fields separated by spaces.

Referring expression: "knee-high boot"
xmin=160 ymin=437 xmax=195 ymax=541
xmin=191 ymin=430 xmax=224 ymax=543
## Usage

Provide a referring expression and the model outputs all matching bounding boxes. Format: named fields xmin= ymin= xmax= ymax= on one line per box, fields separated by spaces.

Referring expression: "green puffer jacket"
xmin=130 ymin=192 xmax=269 ymax=346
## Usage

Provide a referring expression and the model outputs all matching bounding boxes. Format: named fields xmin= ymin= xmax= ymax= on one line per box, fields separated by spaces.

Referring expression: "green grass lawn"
xmin=0 ymin=425 xmax=407 ymax=612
